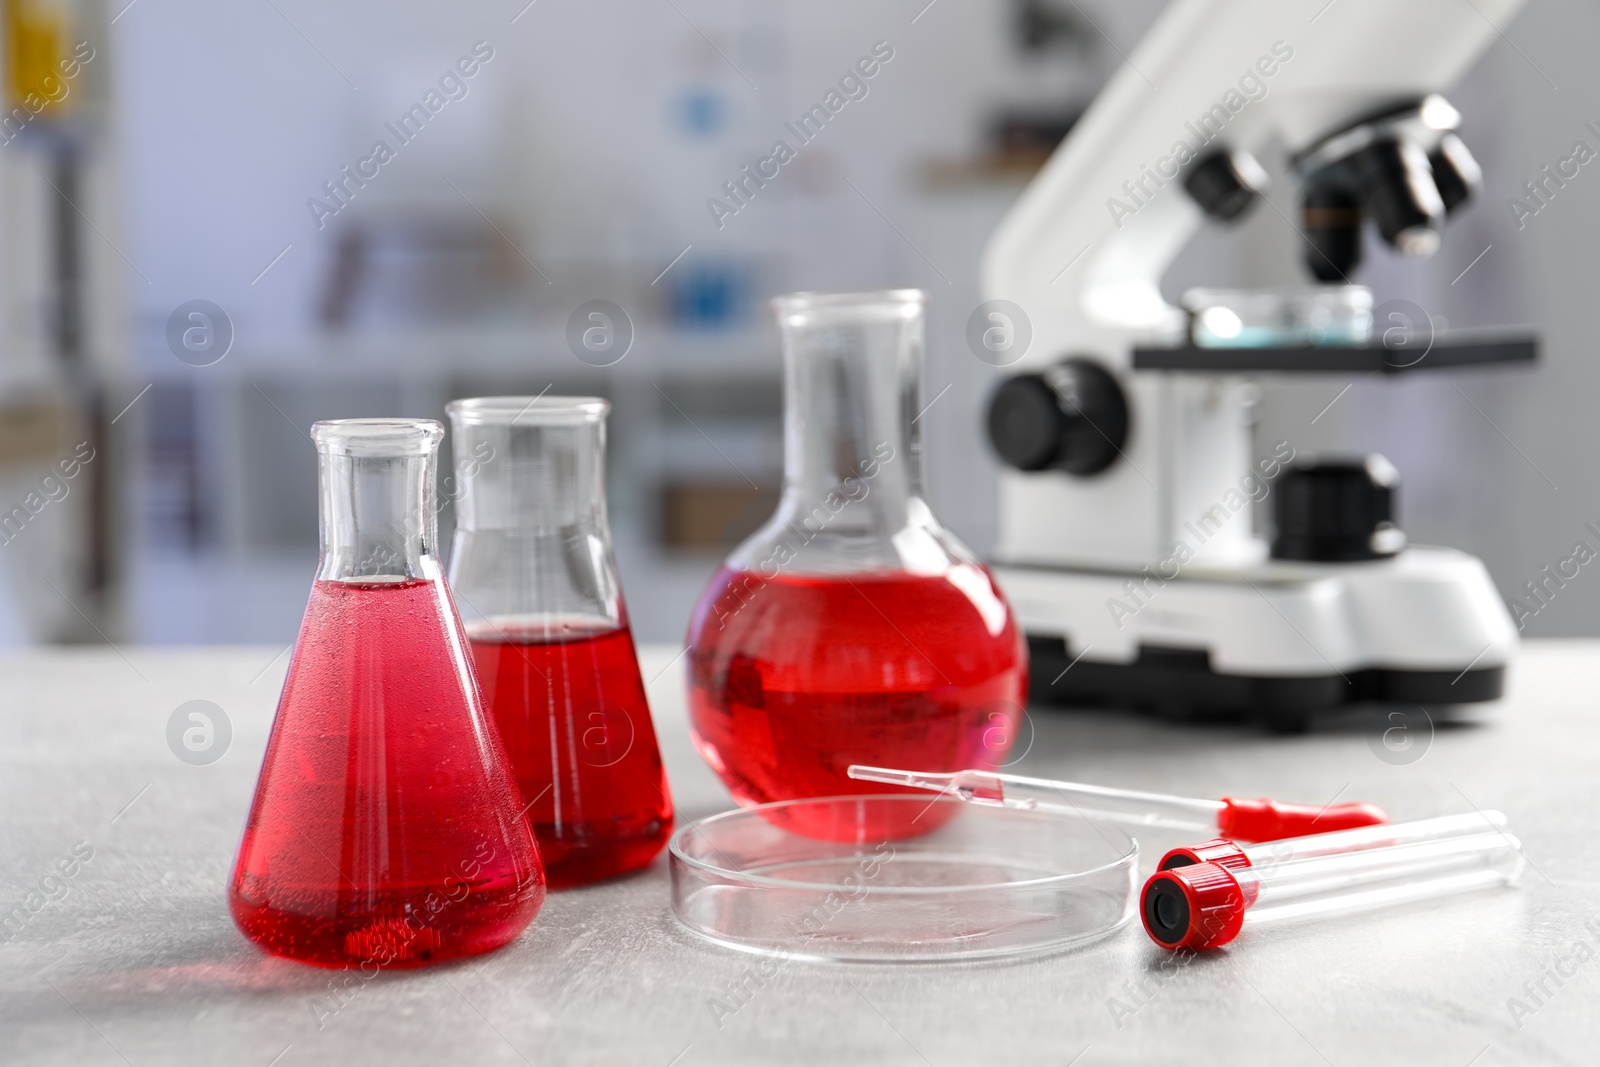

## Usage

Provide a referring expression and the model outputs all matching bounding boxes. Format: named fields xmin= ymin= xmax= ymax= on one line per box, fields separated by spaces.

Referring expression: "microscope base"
xmin=993 ymin=547 xmax=1516 ymax=731
xmin=1024 ymin=637 xmax=1503 ymax=732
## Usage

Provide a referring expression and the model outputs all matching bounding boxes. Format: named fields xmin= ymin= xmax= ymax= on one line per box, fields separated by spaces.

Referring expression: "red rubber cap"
xmin=1219 ymin=796 xmax=1388 ymax=842
xmin=1158 ymin=838 xmax=1251 ymax=872
xmin=1140 ymin=862 xmax=1249 ymax=951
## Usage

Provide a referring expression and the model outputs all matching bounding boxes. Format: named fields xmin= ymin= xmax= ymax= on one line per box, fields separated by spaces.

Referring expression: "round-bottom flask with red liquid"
xmin=685 ymin=291 xmax=1028 ymax=839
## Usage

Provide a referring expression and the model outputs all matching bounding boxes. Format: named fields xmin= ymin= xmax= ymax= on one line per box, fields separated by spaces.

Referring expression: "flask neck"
xmin=451 ymin=416 xmax=608 ymax=535
xmin=445 ymin=398 xmax=622 ymax=634
xmin=774 ymin=296 xmax=926 ymax=535
xmin=311 ymin=420 xmax=445 ymax=583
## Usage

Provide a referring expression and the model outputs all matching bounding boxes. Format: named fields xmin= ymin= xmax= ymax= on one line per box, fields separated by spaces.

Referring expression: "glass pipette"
xmin=846 ymin=764 xmax=1387 ymax=842
xmin=1141 ymin=830 xmax=1523 ymax=950
xmin=1157 ymin=809 xmax=1510 ymax=871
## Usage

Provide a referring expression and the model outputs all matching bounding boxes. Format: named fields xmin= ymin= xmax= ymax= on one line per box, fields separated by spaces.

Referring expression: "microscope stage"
xmin=1132 ymin=329 xmax=1536 ymax=374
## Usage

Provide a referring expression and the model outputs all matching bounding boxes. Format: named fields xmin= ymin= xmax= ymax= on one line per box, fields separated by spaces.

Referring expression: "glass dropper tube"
xmin=1142 ymin=832 xmax=1524 ymax=950
xmin=850 ymin=765 xmax=1219 ymax=828
xmin=1158 ymin=810 xmax=1510 ymax=871
xmin=846 ymin=765 xmax=1387 ymax=841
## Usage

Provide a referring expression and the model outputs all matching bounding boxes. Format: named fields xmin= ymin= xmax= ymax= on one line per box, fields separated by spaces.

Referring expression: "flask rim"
xmin=446 ymin=396 xmax=610 ymax=425
xmin=310 ymin=418 xmax=443 ymax=456
xmin=771 ymin=289 xmax=926 ymax=326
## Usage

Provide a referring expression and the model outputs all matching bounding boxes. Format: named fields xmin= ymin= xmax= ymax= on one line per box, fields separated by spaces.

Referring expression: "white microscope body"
xmin=981 ymin=0 xmax=1526 ymax=727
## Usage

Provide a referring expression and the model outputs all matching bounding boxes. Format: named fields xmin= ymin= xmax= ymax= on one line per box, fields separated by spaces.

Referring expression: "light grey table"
xmin=1 ymin=641 xmax=1596 ymax=1066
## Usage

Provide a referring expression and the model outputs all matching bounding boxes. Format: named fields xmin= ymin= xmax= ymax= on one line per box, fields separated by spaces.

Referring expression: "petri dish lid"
xmin=669 ymin=795 xmax=1138 ymax=963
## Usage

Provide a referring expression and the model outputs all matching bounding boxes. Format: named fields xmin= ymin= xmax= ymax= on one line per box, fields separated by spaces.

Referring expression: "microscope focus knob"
xmin=986 ymin=358 xmax=1129 ymax=476
xmin=1184 ymin=149 xmax=1270 ymax=222
xmin=1272 ymin=456 xmax=1406 ymax=562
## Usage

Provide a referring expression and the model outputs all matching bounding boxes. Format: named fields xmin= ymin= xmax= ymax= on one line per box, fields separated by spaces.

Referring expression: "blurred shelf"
xmin=134 ymin=322 xmax=781 ymax=381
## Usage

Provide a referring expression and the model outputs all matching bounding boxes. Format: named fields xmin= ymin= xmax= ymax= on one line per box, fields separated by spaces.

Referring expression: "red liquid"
xmin=230 ymin=577 xmax=545 ymax=969
xmin=686 ymin=565 xmax=1027 ymax=839
xmin=469 ymin=619 xmax=673 ymax=888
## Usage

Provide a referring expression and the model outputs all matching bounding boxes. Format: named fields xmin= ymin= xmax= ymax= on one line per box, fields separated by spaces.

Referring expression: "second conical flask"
xmin=447 ymin=397 xmax=674 ymax=888
xmin=230 ymin=419 xmax=544 ymax=968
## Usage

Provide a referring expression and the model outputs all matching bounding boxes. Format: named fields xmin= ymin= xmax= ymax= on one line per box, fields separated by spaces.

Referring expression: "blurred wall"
xmin=119 ymin=0 xmax=1049 ymax=336
xmin=96 ymin=0 xmax=1600 ymax=642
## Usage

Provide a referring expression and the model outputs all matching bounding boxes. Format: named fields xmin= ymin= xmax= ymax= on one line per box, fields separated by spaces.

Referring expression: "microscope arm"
xmin=983 ymin=0 xmax=1527 ymax=374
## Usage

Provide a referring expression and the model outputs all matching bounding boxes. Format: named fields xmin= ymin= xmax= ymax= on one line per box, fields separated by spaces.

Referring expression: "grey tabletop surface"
xmin=1 ymin=640 xmax=1597 ymax=1067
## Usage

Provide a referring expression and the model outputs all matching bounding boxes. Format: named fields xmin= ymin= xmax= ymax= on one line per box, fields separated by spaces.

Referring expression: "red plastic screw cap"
xmin=1219 ymin=796 xmax=1387 ymax=842
xmin=1140 ymin=862 xmax=1251 ymax=951
xmin=1158 ymin=837 xmax=1250 ymax=872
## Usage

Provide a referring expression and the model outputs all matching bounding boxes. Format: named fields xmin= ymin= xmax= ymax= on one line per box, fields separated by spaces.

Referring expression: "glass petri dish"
xmin=669 ymin=795 xmax=1138 ymax=962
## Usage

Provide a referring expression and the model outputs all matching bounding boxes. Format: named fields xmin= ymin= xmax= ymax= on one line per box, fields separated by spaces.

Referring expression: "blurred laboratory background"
xmin=0 ymin=0 xmax=1591 ymax=646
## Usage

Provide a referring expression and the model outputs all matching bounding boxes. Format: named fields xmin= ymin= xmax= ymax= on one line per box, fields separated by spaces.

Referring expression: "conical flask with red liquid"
xmin=230 ymin=419 xmax=544 ymax=968
xmin=685 ymin=290 xmax=1029 ymax=839
xmin=446 ymin=397 xmax=673 ymax=888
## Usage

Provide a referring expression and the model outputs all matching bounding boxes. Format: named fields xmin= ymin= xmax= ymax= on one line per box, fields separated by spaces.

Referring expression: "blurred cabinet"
xmin=129 ymin=323 xmax=784 ymax=642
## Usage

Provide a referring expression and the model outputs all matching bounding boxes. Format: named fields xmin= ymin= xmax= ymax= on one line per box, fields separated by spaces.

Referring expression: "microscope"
xmin=981 ymin=0 xmax=1533 ymax=730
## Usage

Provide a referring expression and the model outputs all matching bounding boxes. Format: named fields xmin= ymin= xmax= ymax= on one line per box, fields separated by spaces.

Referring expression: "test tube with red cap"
xmin=846 ymin=765 xmax=1388 ymax=842
xmin=1157 ymin=809 xmax=1509 ymax=872
xmin=1141 ymin=830 xmax=1523 ymax=951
